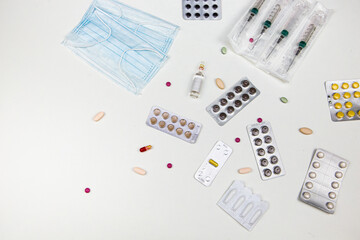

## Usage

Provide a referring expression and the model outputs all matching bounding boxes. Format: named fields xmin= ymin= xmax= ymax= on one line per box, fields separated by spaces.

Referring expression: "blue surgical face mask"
xmin=63 ymin=0 xmax=179 ymax=94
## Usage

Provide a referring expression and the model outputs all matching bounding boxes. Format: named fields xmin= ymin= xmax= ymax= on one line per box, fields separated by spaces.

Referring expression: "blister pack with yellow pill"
xmin=194 ymin=141 xmax=232 ymax=187
xmin=325 ymin=79 xmax=360 ymax=121
xmin=146 ymin=106 xmax=202 ymax=143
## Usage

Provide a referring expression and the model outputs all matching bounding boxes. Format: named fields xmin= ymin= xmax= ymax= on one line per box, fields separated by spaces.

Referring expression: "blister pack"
xmin=194 ymin=141 xmax=232 ymax=187
xmin=206 ymin=78 xmax=260 ymax=126
xmin=182 ymin=0 xmax=222 ymax=20
xmin=324 ymin=79 xmax=360 ymax=122
xmin=247 ymin=121 xmax=285 ymax=180
xmin=299 ymin=149 xmax=349 ymax=214
xmin=228 ymin=0 xmax=331 ymax=82
xmin=146 ymin=106 xmax=202 ymax=143
xmin=217 ymin=180 xmax=269 ymax=231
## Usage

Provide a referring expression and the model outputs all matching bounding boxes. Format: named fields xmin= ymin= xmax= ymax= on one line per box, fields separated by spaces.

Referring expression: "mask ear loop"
xmin=118 ymin=48 xmax=164 ymax=94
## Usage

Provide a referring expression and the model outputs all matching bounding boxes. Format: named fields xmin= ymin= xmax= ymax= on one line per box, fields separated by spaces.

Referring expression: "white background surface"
xmin=0 ymin=0 xmax=359 ymax=239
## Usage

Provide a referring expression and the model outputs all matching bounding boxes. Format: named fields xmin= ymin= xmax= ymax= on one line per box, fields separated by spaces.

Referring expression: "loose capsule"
xmin=299 ymin=127 xmax=313 ymax=135
xmin=238 ymin=167 xmax=252 ymax=174
xmin=133 ymin=167 xmax=146 ymax=175
xmin=139 ymin=145 xmax=152 ymax=152
xmin=216 ymin=78 xmax=225 ymax=89
xmin=93 ymin=112 xmax=105 ymax=122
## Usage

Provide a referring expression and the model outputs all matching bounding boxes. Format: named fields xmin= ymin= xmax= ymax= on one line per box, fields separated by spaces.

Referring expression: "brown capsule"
xmin=150 ymin=117 xmax=157 ymax=125
xmin=185 ymin=131 xmax=192 ymax=138
xmin=153 ymin=108 xmax=161 ymax=116
xmin=159 ymin=121 xmax=166 ymax=128
xmin=180 ymin=119 xmax=187 ymax=126
xmin=162 ymin=112 xmax=169 ymax=120
xmin=171 ymin=116 xmax=178 ymax=123
xmin=188 ymin=122 xmax=195 ymax=130
xmin=176 ymin=128 xmax=183 ymax=135
xmin=167 ymin=124 xmax=174 ymax=131
xmin=299 ymin=127 xmax=313 ymax=135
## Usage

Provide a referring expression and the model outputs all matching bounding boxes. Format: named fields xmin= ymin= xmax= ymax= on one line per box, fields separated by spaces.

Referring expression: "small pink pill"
xmin=85 ymin=188 xmax=90 ymax=193
xmin=257 ymin=118 xmax=263 ymax=123
xmin=167 ymin=163 xmax=173 ymax=168
xmin=249 ymin=38 xmax=254 ymax=43
xmin=93 ymin=112 xmax=105 ymax=122
xmin=133 ymin=167 xmax=146 ymax=175
xmin=166 ymin=82 xmax=171 ymax=87
xmin=235 ymin=137 xmax=240 ymax=143
xmin=238 ymin=168 xmax=252 ymax=174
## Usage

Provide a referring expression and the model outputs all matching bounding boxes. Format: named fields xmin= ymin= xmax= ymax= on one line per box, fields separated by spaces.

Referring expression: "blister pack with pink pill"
xmin=217 ymin=180 xmax=269 ymax=231
xmin=299 ymin=148 xmax=349 ymax=214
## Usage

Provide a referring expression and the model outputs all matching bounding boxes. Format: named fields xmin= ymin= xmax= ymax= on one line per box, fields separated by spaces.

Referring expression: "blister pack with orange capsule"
xmin=146 ymin=106 xmax=202 ymax=143
xmin=325 ymin=79 xmax=360 ymax=121
xmin=299 ymin=149 xmax=349 ymax=214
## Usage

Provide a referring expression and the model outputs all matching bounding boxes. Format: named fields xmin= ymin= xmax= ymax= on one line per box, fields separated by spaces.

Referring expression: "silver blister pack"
xmin=206 ymin=78 xmax=260 ymax=126
xmin=182 ymin=0 xmax=222 ymax=20
xmin=325 ymin=79 xmax=360 ymax=122
xmin=217 ymin=180 xmax=269 ymax=231
xmin=299 ymin=148 xmax=349 ymax=214
xmin=246 ymin=121 xmax=285 ymax=180
xmin=194 ymin=141 xmax=232 ymax=187
xmin=146 ymin=106 xmax=202 ymax=144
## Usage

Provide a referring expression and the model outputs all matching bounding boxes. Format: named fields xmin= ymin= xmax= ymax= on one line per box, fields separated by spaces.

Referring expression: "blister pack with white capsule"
xmin=206 ymin=78 xmax=260 ymax=126
xmin=194 ymin=141 xmax=232 ymax=187
xmin=217 ymin=180 xmax=269 ymax=231
xmin=146 ymin=106 xmax=202 ymax=143
xmin=299 ymin=148 xmax=349 ymax=214
xmin=324 ymin=79 xmax=360 ymax=122
xmin=247 ymin=121 xmax=285 ymax=180
xmin=182 ymin=0 xmax=222 ymax=20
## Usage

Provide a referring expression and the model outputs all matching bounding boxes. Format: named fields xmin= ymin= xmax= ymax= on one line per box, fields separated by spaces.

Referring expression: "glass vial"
xmin=190 ymin=62 xmax=205 ymax=98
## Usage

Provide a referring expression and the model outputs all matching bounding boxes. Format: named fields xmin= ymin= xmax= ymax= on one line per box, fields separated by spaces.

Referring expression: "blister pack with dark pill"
xmin=206 ymin=78 xmax=260 ymax=126
xmin=246 ymin=121 xmax=285 ymax=180
xmin=182 ymin=0 xmax=222 ymax=20
xmin=299 ymin=149 xmax=349 ymax=214
xmin=146 ymin=106 xmax=202 ymax=143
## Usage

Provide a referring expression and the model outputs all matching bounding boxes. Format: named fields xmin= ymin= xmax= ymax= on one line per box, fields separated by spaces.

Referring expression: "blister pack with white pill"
xmin=182 ymin=0 xmax=222 ymax=20
xmin=299 ymin=148 xmax=349 ymax=214
xmin=206 ymin=78 xmax=260 ymax=126
xmin=325 ymin=79 xmax=360 ymax=122
xmin=146 ymin=106 xmax=202 ymax=144
xmin=217 ymin=180 xmax=269 ymax=231
xmin=194 ymin=141 xmax=232 ymax=187
xmin=247 ymin=121 xmax=285 ymax=180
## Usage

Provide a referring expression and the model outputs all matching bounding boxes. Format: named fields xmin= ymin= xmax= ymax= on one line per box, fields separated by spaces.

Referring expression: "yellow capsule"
xmin=352 ymin=82 xmax=359 ymax=89
xmin=334 ymin=103 xmax=342 ymax=109
xmin=333 ymin=93 xmax=341 ymax=100
xmin=345 ymin=102 xmax=353 ymax=109
xmin=331 ymin=84 xmax=339 ymax=90
xmin=342 ymin=83 xmax=349 ymax=89
xmin=336 ymin=112 xmax=344 ymax=119
xmin=209 ymin=159 xmax=218 ymax=168
xmin=354 ymin=91 xmax=360 ymax=98
xmin=347 ymin=110 xmax=355 ymax=118
xmin=343 ymin=92 xmax=351 ymax=99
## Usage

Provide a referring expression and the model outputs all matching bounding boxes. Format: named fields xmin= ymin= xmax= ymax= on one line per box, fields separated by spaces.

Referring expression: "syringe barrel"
xmin=266 ymin=4 xmax=281 ymax=23
xmin=301 ymin=24 xmax=316 ymax=43
xmin=251 ymin=0 xmax=266 ymax=12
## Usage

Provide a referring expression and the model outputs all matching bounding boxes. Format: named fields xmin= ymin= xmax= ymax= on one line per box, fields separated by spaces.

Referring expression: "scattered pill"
xmin=209 ymin=159 xmax=219 ymax=167
xmin=317 ymin=152 xmax=324 ymax=158
xmin=257 ymin=118 xmax=263 ymax=123
xmin=299 ymin=127 xmax=313 ymax=135
xmin=352 ymin=82 xmax=359 ymax=88
xmin=216 ymin=78 xmax=225 ymax=89
xmin=140 ymin=145 xmax=152 ymax=152
xmin=166 ymin=81 xmax=171 ymax=87
xmin=85 ymin=188 xmax=90 ymax=193
xmin=221 ymin=47 xmax=227 ymax=55
xmin=235 ymin=137 xmax=240 ymax=143
xmin=93 ymin=112 xmax=105 ymax=122
xmin=133 ymin=167 xmax=146 ymax=175
xmin=167 ymin=163 xmax=172 ymax=168
xmin=280 ymin=97 xmax=288 ymax=103
xmin=238 ymin=167 xmax=252 ymax=174
xmin=249 ymin=38 xmax=254 ymax=43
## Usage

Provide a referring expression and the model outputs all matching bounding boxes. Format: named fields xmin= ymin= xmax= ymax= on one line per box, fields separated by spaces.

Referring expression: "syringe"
xmin=235 ymin=0 xmax=266 ymax=40
xmin=286 ymin=23 xmax=316 ymax=71
xmin=250 ymin=4 xmax=281 ymax=50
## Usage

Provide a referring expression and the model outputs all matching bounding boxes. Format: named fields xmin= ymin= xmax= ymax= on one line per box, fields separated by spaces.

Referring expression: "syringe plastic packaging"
xmin=228 ymin=0 xmax=332 ymax=82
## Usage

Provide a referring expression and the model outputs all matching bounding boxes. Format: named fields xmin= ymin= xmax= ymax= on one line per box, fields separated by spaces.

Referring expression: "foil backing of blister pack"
xmin=182 ymin=0 xmax=222 ymax=20
xmin=206 ymin=78 xmax=260 ymax=126
xmin=146 ymin=106 xmax=202 ymax=143
xmin=299 ymin=148 xmax=349 ymax=214
xmin=217 ymin=180 xmax=269 ymax=231
xmin=247 ymin=121 xmax=285 ymax=180
xmin=194 ymin=141 xmax=232 ymax=187
xmin=325 ymin=79 xmax=360 ymax=122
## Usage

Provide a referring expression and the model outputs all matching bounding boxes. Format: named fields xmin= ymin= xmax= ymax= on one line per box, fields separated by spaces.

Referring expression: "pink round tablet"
xmin=235 ymin=137 xmax=240 ymax=143
xmin=167 ymin=163 xmax=172 ymax=168
xmin=257 ymin=118 xmax=263 ymax=123
xmin=85 ymin=188 xmax=90 ymax=193
xmin=249 ymin=38 xmax=254 ymax=43
xmin=166 ymin=82 xmax=171 ymax=87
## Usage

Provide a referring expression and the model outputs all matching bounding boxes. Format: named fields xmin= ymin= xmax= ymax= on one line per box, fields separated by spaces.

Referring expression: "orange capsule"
xmin=140 ymin=145 xmax=152 ymax=152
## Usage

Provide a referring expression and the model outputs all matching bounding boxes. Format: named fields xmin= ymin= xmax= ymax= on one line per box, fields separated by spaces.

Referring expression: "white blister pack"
xmin=217 ymin=180 xmax=269 ymax=231
xmin=299 ymin=148 xmax=349 ymax=214
xmin=194 ymin=141 xmax=232 ymax=187
xmin=247 ymin=121 xmax=285 ymax=180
